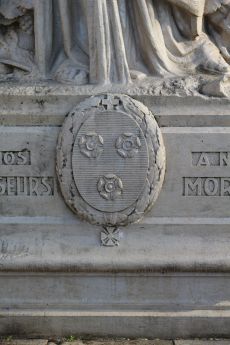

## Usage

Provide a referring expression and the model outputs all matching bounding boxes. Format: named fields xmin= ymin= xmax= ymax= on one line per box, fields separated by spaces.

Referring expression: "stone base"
xmin=1 ymin=272 xmax=230 ymax=338
xmin=0 ymin=85 xmax=230 ymax=338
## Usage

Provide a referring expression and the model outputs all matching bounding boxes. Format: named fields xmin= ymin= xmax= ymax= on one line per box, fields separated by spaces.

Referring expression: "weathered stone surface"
xmin=175 ymin=341 xmax=230 ymax=345
xmin=1 ymin=272 xmax=230 ymax=338
xmin=201 ymin=76 xmax=230 ymax=98
xmin=62 ymin=342 xmax=84 ymax=345
xmin=77 ymin=341 xmax=173 ymax=345
xmin=62 ymin=339 xmax=173 ymax=345
xmin=84 ymin=339 xmax=172 ymax=345
xmin=0 ymin=123 xmax=230 ymax=271
xmin=0 ymin=340 xmax=47 ymax=345
xmin=0 ymin=85 xmax=230 ymax=127
xmin=1 ymin=340 xmax=230 ymax=345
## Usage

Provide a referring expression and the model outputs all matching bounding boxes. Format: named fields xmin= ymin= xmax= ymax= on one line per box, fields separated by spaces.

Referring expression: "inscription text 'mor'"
xmin=184 ymin=177 xmax=230 ymax=197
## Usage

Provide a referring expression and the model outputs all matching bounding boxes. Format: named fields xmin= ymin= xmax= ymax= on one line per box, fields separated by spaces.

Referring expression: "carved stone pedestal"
xmin=1 ymin=85 xmax=230 ymax=338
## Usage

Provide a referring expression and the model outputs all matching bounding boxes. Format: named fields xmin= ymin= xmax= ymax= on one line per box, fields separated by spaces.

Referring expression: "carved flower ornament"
xmin=116 ymin=133 xmax=141 ymax=158
xmin=97 ymin=174 xmax=123 ymax=201
xmin=78 ymin=132 xmax=104 ymax=158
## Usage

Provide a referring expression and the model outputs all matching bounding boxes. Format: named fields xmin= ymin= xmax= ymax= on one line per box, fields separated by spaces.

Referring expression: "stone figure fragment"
xmin=128 ymin=0 xmax=230 ymax=77
xmin=0 ymin=0 xmax=230 ymax=92
xmin=0 ymin=0 xmax=53 ymax=78
xmin=205 ymin=0 xmax=230 ymax=65
xmin=0 ymin=0 xmax=34 ymax=74
xmin=56 ymin=0 xmax=130 ymax=84
xmin=54 ymin=0 xmax=230 ymax=84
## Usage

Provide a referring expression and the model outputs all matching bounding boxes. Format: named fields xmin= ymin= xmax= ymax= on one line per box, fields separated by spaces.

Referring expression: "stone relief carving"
xmin=0 ymin=0 xmax=35 ymax=76
xmin=78 ymin=132 xmax=104 ymax=159
xmin=97 ymin=174 xmax=123 ymax=201
xmin=116 ymin=133 xmax=142 ymax=159
xmin=56 ymin=94 xmax=166 ymax=227
xmin=0 ymin=0 xmax=230 ymax=96
xmin=101 ymin=227 xmax=120 ymax=247
xmin=54 ymin=0 xmax=230 ymax=85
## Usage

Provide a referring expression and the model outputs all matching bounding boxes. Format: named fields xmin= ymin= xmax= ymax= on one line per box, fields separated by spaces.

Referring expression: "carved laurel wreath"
xmin=56 ymin=94 xmax=166 ymax=227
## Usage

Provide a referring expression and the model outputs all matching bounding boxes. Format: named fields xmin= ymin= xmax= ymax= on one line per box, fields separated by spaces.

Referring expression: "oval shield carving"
xmin=57 ymin=94 xmax=166 ymax=227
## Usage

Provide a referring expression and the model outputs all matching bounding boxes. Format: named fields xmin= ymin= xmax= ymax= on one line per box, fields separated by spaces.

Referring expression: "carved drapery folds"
xmin=0 ymin=0 xmax=229 ymax=85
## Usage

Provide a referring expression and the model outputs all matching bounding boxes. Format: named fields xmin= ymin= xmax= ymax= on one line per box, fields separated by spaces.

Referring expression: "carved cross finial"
xmin=101 ymin=95 xmax=120 ymax=110
xmin=101 ymin=227 xmax=120 ymax=246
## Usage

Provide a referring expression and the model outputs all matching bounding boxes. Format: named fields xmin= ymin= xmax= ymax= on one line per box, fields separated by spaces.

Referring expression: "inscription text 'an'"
xmin=192 ymin=152 xmax=230 ymax=167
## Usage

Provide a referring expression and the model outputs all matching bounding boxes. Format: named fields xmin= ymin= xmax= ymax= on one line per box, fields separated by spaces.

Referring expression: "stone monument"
xmin=1 ymin=0 xmax=230 ymax=338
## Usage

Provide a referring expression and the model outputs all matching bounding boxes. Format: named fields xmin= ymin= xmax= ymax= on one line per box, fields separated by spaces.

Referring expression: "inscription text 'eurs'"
xmin=0 ymin=177 xmax=54 ymax=196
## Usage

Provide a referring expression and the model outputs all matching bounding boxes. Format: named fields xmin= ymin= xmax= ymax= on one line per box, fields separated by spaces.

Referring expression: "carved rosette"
xmin=56 ymin=94 xmax=166 ymax=227
xmin=97 ymin=174 xmax=123 ymax=201
xmin=116 ymin=133 xmax=141 ymax=158
xmin=78 ymin=132 xmax=104 ymax=158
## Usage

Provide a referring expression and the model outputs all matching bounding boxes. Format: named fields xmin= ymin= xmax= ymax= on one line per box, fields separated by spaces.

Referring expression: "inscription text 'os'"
xmin=0 ymin=150 xmax=30 ymax=165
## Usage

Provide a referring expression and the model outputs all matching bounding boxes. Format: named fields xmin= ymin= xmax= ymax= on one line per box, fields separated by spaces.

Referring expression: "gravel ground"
xmin=0 ymin=339 xmax=230 ymax=345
